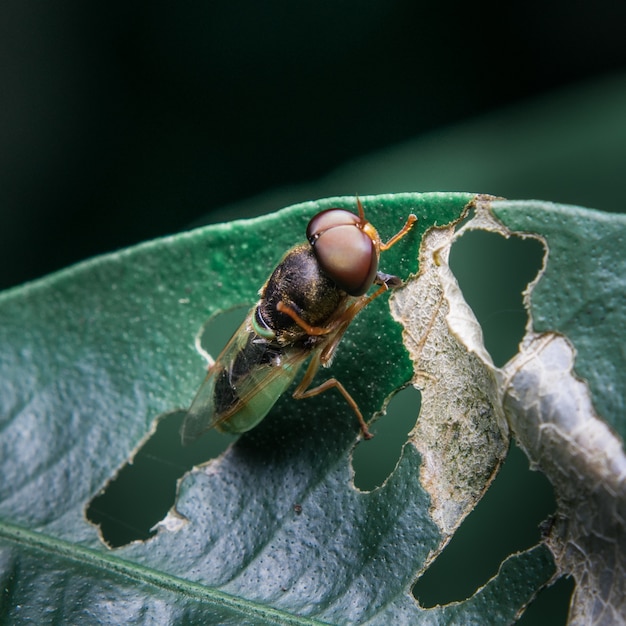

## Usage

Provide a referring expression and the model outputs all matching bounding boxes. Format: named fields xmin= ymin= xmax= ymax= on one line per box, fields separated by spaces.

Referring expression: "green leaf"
xmin=0 ymin=192 xmax=562 ymax=624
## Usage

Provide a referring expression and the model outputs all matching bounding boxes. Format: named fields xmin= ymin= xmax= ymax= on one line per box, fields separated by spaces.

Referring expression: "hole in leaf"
xmin=196 ymin=304 xmax=250 ymax=362
xmin=449 ymin=230 xmax=544 ymax=367
xmin=352 ymin=385 xmax=421 ymax=491
xmin=86 ymin=306 xmax=247 ymax=548
xmin=86 ymin=411 xmax=235 ymax=547
xmin=516 ymin=575 xmax=575 ymax=626
xmin=413 ymin=444 xmax=556 ymax=606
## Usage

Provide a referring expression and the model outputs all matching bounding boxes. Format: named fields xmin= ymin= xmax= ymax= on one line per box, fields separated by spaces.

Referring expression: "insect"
xmin=181 ymin=199 xmax=417 ymax=445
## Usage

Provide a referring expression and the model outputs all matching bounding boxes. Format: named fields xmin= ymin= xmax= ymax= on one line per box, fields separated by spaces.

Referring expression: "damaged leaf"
xmin=488 ymin=201 xmax=626 ymax=624
xmin=441 ymin=198 xmax=625 ymax=624
xmin=390 ymin=219 xmax=509 ymax=538
xmin=2 ymin=191 xmax=618 ymax=624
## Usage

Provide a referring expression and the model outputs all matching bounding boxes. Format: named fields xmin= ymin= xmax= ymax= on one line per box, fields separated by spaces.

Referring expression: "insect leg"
xmin=293 ymin=351 xmax=373 ymax=439
xmin=333 ymin=282 xmax=389 ymax=327
xmin=317 ymin=282 xmax=397 ymax=365
xmin=380 ymin=214 xmax=417 ymax=250
xmin=276 ymin=300 xmax=334 ymax=336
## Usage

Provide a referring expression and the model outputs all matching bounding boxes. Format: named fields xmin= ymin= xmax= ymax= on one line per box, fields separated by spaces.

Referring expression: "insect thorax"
xmin=258 ymin=244 xmax=347 ymax=342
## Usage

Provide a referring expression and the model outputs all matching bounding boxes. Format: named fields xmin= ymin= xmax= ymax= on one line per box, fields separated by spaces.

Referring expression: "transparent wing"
xmin=181 ymin=312 xmax=309 ymax=445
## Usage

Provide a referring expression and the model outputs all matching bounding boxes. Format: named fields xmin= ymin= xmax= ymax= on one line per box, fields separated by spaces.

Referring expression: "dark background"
xmin=1 ymin=0 xmax=626 ymax=290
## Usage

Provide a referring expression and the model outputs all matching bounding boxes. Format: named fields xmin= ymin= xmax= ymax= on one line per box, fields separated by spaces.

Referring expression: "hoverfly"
xmin=181 ymin=199 xmax=416 ymax=445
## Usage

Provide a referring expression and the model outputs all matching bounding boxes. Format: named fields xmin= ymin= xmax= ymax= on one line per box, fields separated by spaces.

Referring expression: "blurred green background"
xmin=3 ymin=1 xmax=625 ymax=623
xmin=1 ymin=1 xmax=625 ymax=290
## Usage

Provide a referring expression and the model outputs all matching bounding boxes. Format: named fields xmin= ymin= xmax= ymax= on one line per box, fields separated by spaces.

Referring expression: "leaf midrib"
xmin=0 ymin=519 xmax=328 ymax=625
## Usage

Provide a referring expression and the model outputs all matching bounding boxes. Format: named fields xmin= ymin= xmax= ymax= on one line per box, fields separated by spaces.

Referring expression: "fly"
xmin=181 ymin=199 xmax=416 ymax=445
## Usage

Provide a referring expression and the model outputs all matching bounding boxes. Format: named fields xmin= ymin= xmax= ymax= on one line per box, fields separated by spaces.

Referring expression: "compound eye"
xmin=306 ymin=209 xmax=361 ymax=241
xmin=307 ymin=209 xmax=378 ymax=296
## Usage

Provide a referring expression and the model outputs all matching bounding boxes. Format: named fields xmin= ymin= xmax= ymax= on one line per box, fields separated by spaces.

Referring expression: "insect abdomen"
xmin=213 ymin=333 xmax=281 ymax=415
xmin=214 ymin=332 xmax=302 ymax=433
